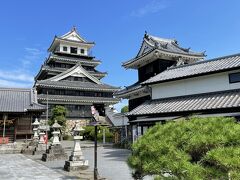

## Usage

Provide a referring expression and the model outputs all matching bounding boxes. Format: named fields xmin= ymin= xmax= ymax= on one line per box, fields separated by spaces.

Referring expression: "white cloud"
xmin=0 ymin=70 xmax=34 ymax=82
xmin=131 ymin=0 xmax=167 ymax=17
xmin=0 ymin=79 xmax=32 ymax=88
xmin=24 ymin=47 xmax=42 ymax=56
xmin=0 ymin=47 xmax=43 ymax=88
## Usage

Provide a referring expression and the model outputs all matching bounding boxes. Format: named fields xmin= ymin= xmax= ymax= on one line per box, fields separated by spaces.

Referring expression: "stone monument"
xmin=64 ymin=122 xmax=88 ymax=171
xmin=42 ymin=120 xmax=67 ymax=161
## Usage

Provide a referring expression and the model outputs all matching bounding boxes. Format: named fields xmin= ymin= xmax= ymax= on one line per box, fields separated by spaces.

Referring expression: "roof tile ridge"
xmin=0 ymin=87 xmax=30 ymax=91
xmin=166 ymin=53 xmax=240 ymax=71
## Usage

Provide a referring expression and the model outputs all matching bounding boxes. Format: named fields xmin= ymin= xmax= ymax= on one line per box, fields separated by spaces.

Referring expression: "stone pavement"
xmin=0 ymin=154 xmax=78 ymax=180
xmin=28 ymin=141 xmax=133 ymax=180
xmin=0 ymin=141 xmax=136 ymax=180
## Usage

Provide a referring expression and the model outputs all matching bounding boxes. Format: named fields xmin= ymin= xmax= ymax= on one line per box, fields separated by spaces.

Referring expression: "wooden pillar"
xmin=14 ymin=117 xmax=18 ymax=142
xmin=2 ymin=114 xmax=7 ymax=138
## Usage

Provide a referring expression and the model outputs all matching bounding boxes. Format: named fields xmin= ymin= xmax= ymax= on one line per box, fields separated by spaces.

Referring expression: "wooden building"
xmin=0 ymin=88 xmax=46 ymax=142
xmin=115 ymin=32 xmax=205 ymax=111
xmin=115 ymin=32 xmax=240 ymax=141
xmin=34 ymin=28 xmax=119 ymax=125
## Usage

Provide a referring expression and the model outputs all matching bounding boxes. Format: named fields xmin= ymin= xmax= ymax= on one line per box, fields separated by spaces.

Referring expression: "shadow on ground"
xmin=101 ymin=147 xmax=131 ymax=161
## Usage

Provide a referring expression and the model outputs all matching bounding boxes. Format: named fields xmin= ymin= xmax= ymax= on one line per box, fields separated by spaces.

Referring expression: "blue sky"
xmin=0 ymin=0 xmax=240 ymax=110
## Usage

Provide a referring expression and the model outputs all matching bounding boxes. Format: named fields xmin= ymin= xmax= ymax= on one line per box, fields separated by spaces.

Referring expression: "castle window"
xmin=81 ymin=49 xmax=85 ymax=54
xmin=63 ymin=46 xmax=68 ymax=52
xmin=70 ymin=47 xmax=78 ymax=54
xmin=229 ymin=72 xmax=240 ymax=83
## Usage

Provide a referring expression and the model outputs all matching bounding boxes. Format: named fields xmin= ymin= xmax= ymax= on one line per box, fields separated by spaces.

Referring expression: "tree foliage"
xmin=128 ymin=117 xmax=240 ymax=179
xmin=49 ymin=105 xmax=67 ymax=129
xmin=81 ymin=126 xmax=113 ymax=142
xmin=121 ymin=105 xmax=129 ymax=113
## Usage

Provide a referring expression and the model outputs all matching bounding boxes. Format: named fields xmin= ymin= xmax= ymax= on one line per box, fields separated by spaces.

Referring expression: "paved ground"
xmin=0 ymin=154 xmax=78 ymax=180
xmin=0 ymin=141 xmax=134 ymax=180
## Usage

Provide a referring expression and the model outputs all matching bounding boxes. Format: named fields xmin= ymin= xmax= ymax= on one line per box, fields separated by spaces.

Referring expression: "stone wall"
xmin=65 ymin=119 xmax=89 ymax=135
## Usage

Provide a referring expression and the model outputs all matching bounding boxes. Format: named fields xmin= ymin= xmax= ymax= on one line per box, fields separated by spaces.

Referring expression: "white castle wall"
xmin=152 ymin=70 xmax=240 ymax=99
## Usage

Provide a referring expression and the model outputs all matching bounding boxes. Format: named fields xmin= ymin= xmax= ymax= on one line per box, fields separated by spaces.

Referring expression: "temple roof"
xmin=36 ymin=80 xmax=119 ymax=92
xmin=38 ymin=94 xmax=119 ymax=104
xmin=47 ymin=54 xmax=101 ymax=65
xmin=143 ymin=53 xmax=240 ymax=85
xmin=35 ymin=65 xmax=107 ymax=80
xmin=127 ymin=89 xmax=240 ymax=116
xmin=114 ymin=82 xmax=150 ymax=98
xmin=122 ymin=32 xmax=205 ymax=69
xmin=44 ymin=63 xmax=102 ymax=84
xmin=0 ymin=88 xmax=46 ymax=112
xmin=48 ymin=27 xmax=95 ymax=52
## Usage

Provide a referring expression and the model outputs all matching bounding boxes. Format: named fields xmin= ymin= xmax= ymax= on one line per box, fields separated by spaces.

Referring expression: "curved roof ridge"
xmin=148 ymin=34 xmax=175 ymax=43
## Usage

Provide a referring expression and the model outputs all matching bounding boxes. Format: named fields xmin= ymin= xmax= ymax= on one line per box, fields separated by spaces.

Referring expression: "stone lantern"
xmin=32 ymin=118 xmax=40 ymax=140
xmin=51 ymin=120 xmax=61 ymax=145
xmin=64 ymin=122 xmax=88 ymax=171
xmin=72 ymin=123 xmax=85 ymax=156
xmin=41 ymin=120 xmax=67 ymax=162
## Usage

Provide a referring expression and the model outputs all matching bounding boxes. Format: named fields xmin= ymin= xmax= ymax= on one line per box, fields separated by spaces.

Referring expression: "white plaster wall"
xmin=59 ymin=43 xmax=88 ymax=55
xmin=152 ymin=70 xmax=240 ymax=99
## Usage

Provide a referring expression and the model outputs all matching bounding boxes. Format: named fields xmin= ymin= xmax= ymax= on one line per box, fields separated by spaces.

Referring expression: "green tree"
xmin=121 ymin=105 xmax=129 ymax=113
xmin=128 ymin=117 xmax=240 ymax=179
xmin=49 ymin=105 xmax=67 ymax=131
xmin=82 ymin=126 xmax=113 ymax=142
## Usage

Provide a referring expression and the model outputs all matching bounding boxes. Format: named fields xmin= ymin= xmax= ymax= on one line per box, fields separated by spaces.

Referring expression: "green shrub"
xmin=82 ymin=126 xmax=113 ymax=142
xmin=63 ymin=134 xmax=73 ymax=141
xmin=128 ymin=116 xmax=240 ymax=179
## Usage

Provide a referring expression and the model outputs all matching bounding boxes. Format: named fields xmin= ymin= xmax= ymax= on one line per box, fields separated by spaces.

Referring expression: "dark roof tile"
xmin=36 ymin=80 xmax=119 ymax=92
xmin=38 ymin=94 xmax=119 ymax=104
xmin=143 ymin=53 xmax=240 ymax=85
xmin=127 ymin=89 xmax=240 ymax=116
xmin=0 ymin=88 xmax=46 ymax=112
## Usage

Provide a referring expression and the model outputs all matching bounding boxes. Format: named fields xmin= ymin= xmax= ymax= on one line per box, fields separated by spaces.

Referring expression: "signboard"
xmin=0 ymin=120 xmax=14 ymax=126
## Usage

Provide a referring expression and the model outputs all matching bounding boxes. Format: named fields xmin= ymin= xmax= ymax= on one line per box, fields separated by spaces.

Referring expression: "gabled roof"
xmin=35 ymin=65 xmax=107 ymax=81
xmin=46 ymin=63 xmax=102 ymax=84
xmin=143 ymin=53 xmax=240 ymax=85
xmin=48 ymin=27 xmax=95 ymax=52
xmin=0 ymin=88 xmax=46 ymax=113
xmin=127 ymin=89 xmax=240 ymax=116
xmin=122 ymin=32 xmax=205 ymax=69
xmin=60 ymin=27 xmax=86 ymax=42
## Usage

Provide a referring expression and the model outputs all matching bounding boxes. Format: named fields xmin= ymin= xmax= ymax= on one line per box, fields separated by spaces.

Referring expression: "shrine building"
xmin=0 ymin=88 xmax=46 ymax=142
